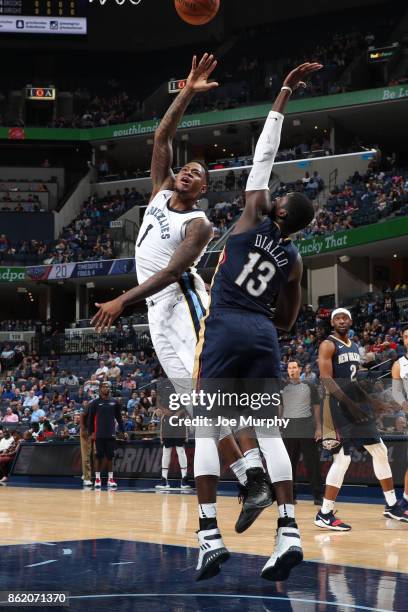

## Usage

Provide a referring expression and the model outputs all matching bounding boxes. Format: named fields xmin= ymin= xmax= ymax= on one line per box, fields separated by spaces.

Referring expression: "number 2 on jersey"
xmin=350 ymin=364 xmax=357 ymax=381
xmin=137 ymin=224 xmax=153 ymax=248
xmin=235 ymin=251 xmax=276 ymax=297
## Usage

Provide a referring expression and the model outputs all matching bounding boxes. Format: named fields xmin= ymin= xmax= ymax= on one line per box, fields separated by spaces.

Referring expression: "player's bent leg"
xmin=219 ymin=430 xmax=274 ymax=533
xmin=251 ymin=432 xmax=303 ymax=581
xmin=365 ymin=441 xmax=407 ymax=521
xmin=194 ymin=430 xmax=231 ymax=581
xmin=314 ymin=448 xmax=351 ymax=531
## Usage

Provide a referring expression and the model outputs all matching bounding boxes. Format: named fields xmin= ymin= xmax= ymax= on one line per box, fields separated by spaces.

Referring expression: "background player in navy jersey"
xmin=315 ymin=308 xmax=404 ymax=530
xmin=88 ymin=381 xmax=124 ymax=489
xmin=193 ymin=62 xmax=322 ymax=582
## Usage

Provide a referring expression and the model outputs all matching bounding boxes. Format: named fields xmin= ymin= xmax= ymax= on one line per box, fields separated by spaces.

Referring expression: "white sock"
xmin=244 ymin=448 xmax=263 ymax=470
xmin=230 ymin=457 xmax=248 ymax=485
xmin=278 ymin=503 xmax=295 ymax=519
xmin=181 ymin=467 xmax=187 ymax=479
xmin=198 ymin=503 xmax=217 ymax=520
xmin=384 ymin=489 xmax=397 ymax=507
xmin=162 ymin=468 xmax=168 ymax=480
xmin=322 ymin=498 xmax=335 ymax=514
xmin=95 ymin=472 xmax=101 ymax=480
xmin=403 ymin=492 xmax=408 ymax=503
xmin=108 ymin=472 xmax=113 ymax=480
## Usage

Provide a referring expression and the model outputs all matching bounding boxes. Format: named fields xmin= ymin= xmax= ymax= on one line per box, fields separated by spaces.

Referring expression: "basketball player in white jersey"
xmin=92 ymin=53 xmax=274 ymax=518
xmin=390 ymin=325 xmax=408 ymax=521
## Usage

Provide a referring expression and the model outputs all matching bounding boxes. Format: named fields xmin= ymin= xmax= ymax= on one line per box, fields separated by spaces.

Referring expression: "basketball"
xmin=174 ymin=0 xmax=220 ymax=26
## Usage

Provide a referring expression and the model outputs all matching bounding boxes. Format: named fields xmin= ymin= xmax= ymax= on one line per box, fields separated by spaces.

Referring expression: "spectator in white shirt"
xmin=95 ymin=360 xmax=108 ymax=380
xmin=23 ymin=390 xmax=39 ymax=409
xmin=0 ymin=430 xmax=14 ymax=452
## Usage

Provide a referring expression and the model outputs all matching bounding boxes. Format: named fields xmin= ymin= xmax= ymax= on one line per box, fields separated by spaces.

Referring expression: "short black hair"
xmin=282 ymin=192 xmax=315 ymax=234
xmin=402 ymin=325 xmax=408 ymax=334
xmin=189 ymin=159 xmax=210 ymax=189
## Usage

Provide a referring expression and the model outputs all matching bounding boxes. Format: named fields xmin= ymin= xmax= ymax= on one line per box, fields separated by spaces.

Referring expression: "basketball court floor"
xmin=0 ymin=485 xmax=407 ymax=611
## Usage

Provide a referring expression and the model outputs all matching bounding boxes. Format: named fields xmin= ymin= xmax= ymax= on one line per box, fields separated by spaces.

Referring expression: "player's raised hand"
xmin=186 ymin=53 xmax=219 ymax=93
xmin=91 ymin=297 xmax=124 ymax=333
xmin=283 ymin=62 xmax=323 ymax=91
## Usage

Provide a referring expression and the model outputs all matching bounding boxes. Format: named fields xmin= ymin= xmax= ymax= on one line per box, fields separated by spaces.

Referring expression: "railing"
xmin=32 ymin=330 xmax=152 ymax=356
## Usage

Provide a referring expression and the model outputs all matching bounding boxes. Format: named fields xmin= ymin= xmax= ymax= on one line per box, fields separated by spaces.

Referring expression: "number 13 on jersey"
xmin=235 ymin=251 xmax=276 ymax=297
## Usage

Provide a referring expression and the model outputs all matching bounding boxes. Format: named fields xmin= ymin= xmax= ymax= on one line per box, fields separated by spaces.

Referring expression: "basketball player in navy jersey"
xmin=192 ymin=62 xmax=323 ymax=582
xmin=92 ymin=54 xmax=273 ymax=515
xmin=315 ymin=308 xmax=402 ymax=530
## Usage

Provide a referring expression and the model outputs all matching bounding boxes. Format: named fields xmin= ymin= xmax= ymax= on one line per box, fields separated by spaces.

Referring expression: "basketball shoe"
xmin=195 ymin=527 xmax=230 ymax=581
xmin=314 ymin=510 xmax=351 ymax=531
xmin=155 ymin=478 xmax=170 ymax=489
xmin=261 ymin=518 xmax=303 ymax=581
xmin=107 ymin=478 xmax=118 ymax=489
xmin=384 ymin=500 xmax=408 ymax=522
xmin=94 ymin=477 xmax=102 ymax=489
xmin=235 ymin=467 xmax=275 ymax=533
xmin=180 ymin=477 xmax=191 ymax=490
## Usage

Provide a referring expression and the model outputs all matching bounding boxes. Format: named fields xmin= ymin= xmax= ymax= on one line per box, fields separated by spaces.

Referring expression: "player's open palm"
xmin=186 ymin=53 xmax=219 ymax=92
xmin=283 ymin=62 xmax=323 ymax=91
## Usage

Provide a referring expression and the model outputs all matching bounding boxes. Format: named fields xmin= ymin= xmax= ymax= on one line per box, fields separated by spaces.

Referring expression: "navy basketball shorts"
xmin=194 ymin=308 xmax=281 ymax=421
xmin=95 ymin=438 xmax=116 ymax=460
xmin=330 ymin=399 xmax=381 ymax=455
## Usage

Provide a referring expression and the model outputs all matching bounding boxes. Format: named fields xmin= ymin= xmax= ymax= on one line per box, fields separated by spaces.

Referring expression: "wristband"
xmin=281 ymin=86 xmax=293 ymax=95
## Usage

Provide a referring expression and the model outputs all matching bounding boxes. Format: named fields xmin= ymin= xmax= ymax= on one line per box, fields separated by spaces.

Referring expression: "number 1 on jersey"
xmin=137 ymin=224 xmax=153 ymax=248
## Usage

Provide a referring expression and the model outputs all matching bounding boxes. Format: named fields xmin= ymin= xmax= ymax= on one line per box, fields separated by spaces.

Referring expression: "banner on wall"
xmin=11 ymin=438 xmax=408 ymax=486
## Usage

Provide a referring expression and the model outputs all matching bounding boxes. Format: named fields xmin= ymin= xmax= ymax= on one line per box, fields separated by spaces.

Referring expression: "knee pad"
xmin=257 ymin=436 xmax=293 ymax=483
xmin=194 ymin=437 xmax=220 ymax=478
xmin=326 ymin=448 xmax=351 ymax=489
xmin=365 ymin=442 xmax=392 ymax=481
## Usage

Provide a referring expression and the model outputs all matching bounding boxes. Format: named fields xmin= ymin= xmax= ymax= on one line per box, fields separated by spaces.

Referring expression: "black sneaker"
xmin=180 ymin=477 xmax=191 ymax=490
xmin=235 ymin=468 xmax=275 ymax=533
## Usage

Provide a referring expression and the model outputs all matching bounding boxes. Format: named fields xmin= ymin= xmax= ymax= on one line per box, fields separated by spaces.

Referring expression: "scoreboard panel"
xmin=0 ymin=0 xmax=87 ymax=34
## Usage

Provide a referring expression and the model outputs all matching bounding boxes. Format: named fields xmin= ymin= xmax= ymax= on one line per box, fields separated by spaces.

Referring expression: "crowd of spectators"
xmin=1 ymin=283 xmax=407 ymax=456
xmin=0 ymin=343 xmax=165 ymax=474
xmin=295 ymin=168 xmax=408 ymax=240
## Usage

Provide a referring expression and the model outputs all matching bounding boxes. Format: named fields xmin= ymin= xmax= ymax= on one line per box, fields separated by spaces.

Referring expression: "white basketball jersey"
xmin=135 ymin=190 xmax=209 ymax=302
xmin=398 ymin=355 xmax=408 ymax=398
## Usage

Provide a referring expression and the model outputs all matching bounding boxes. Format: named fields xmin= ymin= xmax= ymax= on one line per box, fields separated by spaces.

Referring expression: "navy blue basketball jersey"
xmin=209 ymin=218 xmax=299 ymax=317
xmin=327 ymin=335 xmax=362 ymax=402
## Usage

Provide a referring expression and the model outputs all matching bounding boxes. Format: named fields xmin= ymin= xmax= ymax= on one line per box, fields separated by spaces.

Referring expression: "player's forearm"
xmin=313 ymin=404 xmax=322 ymax=429
xmin=271 ymin=87 xmax=292 ymax=115
xmin=119 ymin=268 xmax=180 ymax=308
xmin=322 ymin=377 xmax=353 ymax=406
xmin=155 ymin=86 xmax=195 ymax=142
xmin=392 ymin=378 xmax=407 ymax=406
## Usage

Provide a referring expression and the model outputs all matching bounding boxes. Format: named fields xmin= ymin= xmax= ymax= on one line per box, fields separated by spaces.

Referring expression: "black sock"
xmin=199 ymin=517 xmax=218 ymax=531
xmin=278 ymin=517 xmax=297 ymax=529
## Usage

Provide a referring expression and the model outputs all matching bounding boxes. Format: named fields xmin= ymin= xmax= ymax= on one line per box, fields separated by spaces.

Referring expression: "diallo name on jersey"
xmin=254 ymin=234 xmax=289 ymax=268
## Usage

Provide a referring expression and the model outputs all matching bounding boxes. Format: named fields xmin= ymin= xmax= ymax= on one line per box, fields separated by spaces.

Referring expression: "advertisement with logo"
xmin=0 ymin=267 xmax=26 ymax=283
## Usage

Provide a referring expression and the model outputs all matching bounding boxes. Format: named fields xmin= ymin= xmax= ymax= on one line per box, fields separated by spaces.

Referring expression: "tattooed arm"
xmin=150 ymin=53 xmax=219 ymax=200
xmin=91 ymin=217 xmax=213 ymax=331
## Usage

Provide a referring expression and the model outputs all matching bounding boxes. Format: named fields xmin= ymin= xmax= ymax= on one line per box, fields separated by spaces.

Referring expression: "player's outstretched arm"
xmin=91 ymin=218 xmax=213 ymax=332
xmin=150 ymin=53 xmax=218 ymax=200
xmin=235 ymin=62 xmax=322 ymax=230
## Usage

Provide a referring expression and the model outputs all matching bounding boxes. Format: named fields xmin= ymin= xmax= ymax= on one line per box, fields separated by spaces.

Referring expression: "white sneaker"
xmin=155 ymin=478 xmax=170 ymax=489
xmin=195 ymin=527 xmax=230 ymax=582
xmin=261 ymin=523 xmax=303 ymax=581
xmin=83 ymin=480 xmax=93 ymax=487
xmin=107 ymin=478 xmax=118 ymax=489
xmin=94 ymin=478 xmax=102 ymax=489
